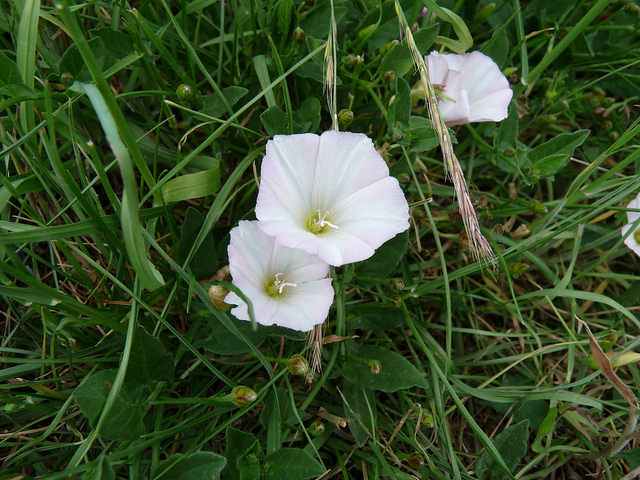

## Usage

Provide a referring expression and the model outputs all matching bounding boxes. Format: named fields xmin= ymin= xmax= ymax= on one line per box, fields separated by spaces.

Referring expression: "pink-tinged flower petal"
xmin=622 ymin=193 xmax=640 ymax=258
xmin=256 ymin=131 xmax=410 ymax=266
xmin=437 ymin=70 xmax=470 ymax=127
xmin=425 ymin=50 xmax=513 ymax=127
xmin=225 ymin=221 xmax=333 ymax=331
xmin=625 ymin=194 xmax=640 ymax=224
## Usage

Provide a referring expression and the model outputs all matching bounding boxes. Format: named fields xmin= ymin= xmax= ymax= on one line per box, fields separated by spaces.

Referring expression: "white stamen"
xmin=274 ymin=272 xmax=297 ymax=294
xmin=313 ymin=210 xmax=339 ymax=230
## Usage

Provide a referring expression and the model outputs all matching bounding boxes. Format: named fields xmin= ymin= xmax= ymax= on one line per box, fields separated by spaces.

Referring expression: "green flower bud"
xmin=388 ymin=277 xmax=405 ymax=292
xmin=476 ymin=3 xmax=495 ymax=23
xmin=60 ymin=72 xmax=74 ymax=86
xmin=293 ymin=27 xmax=305 ymax=44
xmin=338 ymin=109 xmax=354 ymax=128
xmin=344 ymin=54 xmax=364 ymax=68
xmin=368 ymin=359 xmax=381 ymax=374
xmin=383 ymin=70 xmax=396 ymax=82
xmin=230 ymin=386 xmax=257 ymax=406
xmin=409 ymin=453 xmax=425 ymax=468
xmin=287 ymin=354 xmax=309 ymax=376
xmin=176 ymin=83 xmax=194 ymax=103
xmin=208 ymin=285 xmax=231 ymax=312
xmin=390 ymin=294 xmax=403 ymax=308
xmin=508 ymin=262 xmax=530 ymax=278
xmin=310 ymin=419 xmax=325 ymax=436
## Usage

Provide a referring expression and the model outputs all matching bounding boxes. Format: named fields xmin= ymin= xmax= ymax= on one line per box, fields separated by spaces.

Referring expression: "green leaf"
xmin=153 ymin=452 xmax=226 ymax=480
xmin=343 ymin=343 xmax=428 ymax=392
xmin=423 ymin=0 xmax=473 ymax=53
xmin=407 ymin=116 xmax=440 ymax=153
xmin=388 ymin=77 xmax=411 ymax=129
xmin=275 ymin=0 xmax=294 ymax=36
xmin=379 ymin=43 xmax=413 ymax=77
xmin=518 ymin=129 xmax=589 ymax=185
xmin=475 ymin=420 xmax=529 ymax=480
xmin=82 ymin=455 xmax=115 ymax=480
xmin=177 ymin=207 xmax=219 ymax=280
xmin=224 ymin=427 xmax=261 ymax=480
xmin=201 ymin=86 xmax=248 ymax=117
xmin=342 ymin=380 xmax=376 ymax=446
xmin=347 ymin=304 xmax=405 ymax=331
xmin=414 ymin=24 xmax=440 ymax=53
xmin=262 ymin=448 xmax=324 ymax=480
xmin=294 ymin=97 xmax=321 ymax=133
xmin=197 ymin=316 xmax=268 ymax=355
xmin=355 ymin=231 xmax=408 ymax=279
xmin=126 ymin=327 xmax=174 ymax=385
xmin=0 ymin=53 xmax=27 ymax=90
xmin=261 ymin=105 xmax=289 ymax=136
xmin=160 ymin=166 xmax=221 ymax=203
xmin=73 ymin=369 xmax=144 ymax=441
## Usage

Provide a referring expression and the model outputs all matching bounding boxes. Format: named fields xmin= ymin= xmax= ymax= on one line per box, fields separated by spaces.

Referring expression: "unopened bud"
xmin=390 ymin=294 xmax=403 ymax=308
xmin=176 ymin=84 xmax=194 ymax=103
xmin=540 ymin=114 xmax=556 ymax=124
xmin=208 ymin=285 xmax=231 ymax=312
xmin=287 ymin=354 xmax=309 ymax=376
xmin=380 ymin=39 xmax=399 ymax=55
xmin=476 ymin=3 xmax=495 ymax=22
xmin=293 ymin=27 xmax=305 ymax=44
xmin=409 ymin=453 xmax=425 ymax=468
xmin=357 ymin=24 xmax=376 ymax=40
xmin=338 ymin=109 xmax=354 ymax=128
xmin=508 ymin=262 xmax=530 ymax=278
xmin=310 ymin=419 xmax=325 ymax=436
xmin=230 ymin=385 xmax=257 ymax=406
xmin=61 ymin=72 xmax=74 ymax=86
xmin=389 ymin=278 xmax=405 ymax=292
xmin=344 ymin=54 xmax=364 ymax=68
xmin=368 ymin=359 xmax=381 ymax=374
xmin=383 ymin=70 xmax=396 ymax=82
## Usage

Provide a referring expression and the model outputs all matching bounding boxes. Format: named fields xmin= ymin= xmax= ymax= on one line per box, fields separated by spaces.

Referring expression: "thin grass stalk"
xmin=395 ymin=2 xmax=496 ymax=266
xmin=324 ymin=0 xmax=338 ymax=131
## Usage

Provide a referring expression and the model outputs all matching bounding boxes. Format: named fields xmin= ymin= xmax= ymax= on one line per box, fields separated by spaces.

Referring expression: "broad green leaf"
xmin=73 ymin=370 xmax=144 ymax=441
xmin=201 ymin=86 xmax=248 ymax=117
xmin=379 ymin=43 xmax=413 ymax=77
xmin=414 ymin=23 xmax=440 ymax=53
xmin=126 ymin=327 xmax=174 ymax=385
xmin=82 ymin=455 xmax=115 ymax=480
xmin=197 ymin=316 xmax=268 ymax=355
xmin=294 ymin=97 xmax=321 ymax=133
xmin=262 ymin=448 xmax=324 ymax=480
xmin=342 ymin=380 xmax=376 ymax=446
xmin=177 ymin=207 xmax=219 ymax=280
xmin=275 ymin=0 xmax=294 ymax=36
xmin=343 ymin=343 xmax=428 ymax=392
xmin=224 ymin=427 xmax=261 ymax=480
xmin=388 ymin=77 xmax=411 ymax=129
xmin=160 ymin=166 xmax=220 ymax=203
xmin=355 ymin=231 xmax=408 ymax=279
xmin=300 ymin=4 xmax=347 ymax=38
xmin=261 ymin=105 xmax=289 ymax=136
xmin=407 ymin=116 xmax=439 ymax=153
xmin=153 ymin=452 xmax=226 ymax=480
xmin=475 ymin=420 xmax=529 ymax=480
xmin=423 ymin=0 xmax=472 ymax=52
xmin=517 ymin=129 xmax=589 ymax=185
xmin=347 ymin=304 xmax=405 ymax=331
xmin=0 ymin=53 xmax=26 ymax=90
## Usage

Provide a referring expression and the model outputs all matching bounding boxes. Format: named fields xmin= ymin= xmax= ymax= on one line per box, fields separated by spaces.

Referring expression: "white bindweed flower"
xmin=255 ymin=131 xmax=410 ymax=266
xmin=621 ymin=193 xmax=640 ymax=257
xmin=425 ymin=50 xmax=513 ymax=127
xmin=225 ymin=220 xmax=334 ymax=332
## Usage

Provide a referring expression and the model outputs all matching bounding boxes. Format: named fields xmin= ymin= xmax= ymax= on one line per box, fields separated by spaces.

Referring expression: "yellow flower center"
xmin=264 ymin=272 xmax=297 ymax=298
xmin=305 ymin=210 xmax=338 ymax=235
xmin=634 ymin=229 xmax=640 ymax=244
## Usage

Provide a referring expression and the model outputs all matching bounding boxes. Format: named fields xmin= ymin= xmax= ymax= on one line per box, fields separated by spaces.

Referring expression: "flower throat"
xmin=306 ymin=210 xmax=338 ymax=235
